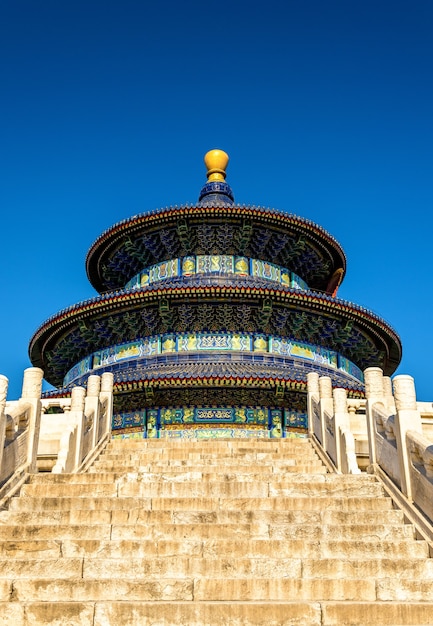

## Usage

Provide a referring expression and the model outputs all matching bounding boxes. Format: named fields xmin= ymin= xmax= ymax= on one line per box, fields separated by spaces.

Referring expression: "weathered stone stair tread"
xmin=0 ymin=507 xmax=407 ymax=525
xmin=107 ymin=447 xmax=314 ymax=456
xmin=0 ymin=537 xmax=428 ymax=559
xmin=0 ymin=521 xmax=417 ymax=543
xmin=93 ymin=455 xmax=326 ymax=465
xmin=93 ymin=456 xmax=323 ymax=466
xmin=2 ymin=600 xmax=433 ymax=626
xmin=3 ymin=556 xmax=433 ymax=579
xmin=321 ymin=601 xmax=433 ymax=626
xmin=8 ymin=494 xmax=397 ymax=512
xmin=3 ymin=576 xmax=433 ymax=602
xmin=18 ymin=481 xmax=386 ymax=500
xmin=108 ymin=439 xmax=311 ymax=448
xmin=0 ymin=577 xmax=389 ymax=600
xmin=28 ymin=468 xmax=328 ymax=483
xmin=90 ymin=463 xmax=326 ymax=470
xmin=27 ymin=471 xmax=381 ymax=484
xmin=95 ymin=452 xmax=320 ymax=463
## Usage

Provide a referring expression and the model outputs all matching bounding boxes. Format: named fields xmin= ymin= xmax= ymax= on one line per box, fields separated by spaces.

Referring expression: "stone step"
xmin=0 ymin=600 xmax=320 ymax=626
xmin=107 ymin=439 xmax=312 ymax=449
xmin=107 ymin=442 xmax=313 ymax=449
xmin=103 ymin=441 xmax=317 ymax=452
xmin=114 ymin=522 xmax=415 ymax=542
xmin=0 ymin=507 xmax=407 ymax=526
xmin=90 ymin=461 xmax=327 ymax=473
xmin=121 ymin=478 xmax=383 ymax=499
xmin=0 ymin=521 xmax=416 ymax=542
xmin=0 ymin=525 xmax=113 ymax=541
xmin=2 ymin=600 xmax=433 ymax=626
xmin=95 ymin=453 xmax=323 ymax=465
xmin=7 ymin=576 xmax=433 ymax=602
xmin=105 ymin=439 xmax=315 ymax=449
xmin=0 ymin=540 xmax=64 ymax=559
xmin=2 ymin=555 xmax=433 ymax=580
xmin=267 ymin=523 xmax=416 ymax=541
xmin=90 ymin=464 xmax=325 ymax=475
xmin=0 ymin=536 xmax=427 ymax=559
xmin=20 ymin=483 xmax=119 ymax=497
xmin=98 ymin=448 xmax=321 ymax=459
xmin=8 ymin=494 xmax=396 ymax=512
xmin=97 ymin=449 xmax=321 ymax=461
xmin=321 ymin=602 xmax=433 ymax=626
xmin=17 ymin=479 xmax=385 ymax=499
xmin=303 ymin=557 xmax=433 ymax=579
xmin=30 ymin=468 xmax=328 ymax=485
xmin=28 ymin=472 xmax=120 ymax=484
xmin=94 ymin=455 xmax=322 ymax=467
xmin=0 ymin=577 xmax=378 ymax=601
xmin=193 ymin=578 xmax=433 ymax=602
xmin=200 ymin=539 xmax=430 ymax=560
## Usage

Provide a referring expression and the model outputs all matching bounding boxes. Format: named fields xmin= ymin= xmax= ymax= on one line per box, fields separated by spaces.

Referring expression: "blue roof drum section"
xmin=123 ymin=256 xmax=309 ymax=292
xmin=63 ymin=333 xmax=363 ymax=388
xmin=29 ymin=150 xmax=402 ymax=438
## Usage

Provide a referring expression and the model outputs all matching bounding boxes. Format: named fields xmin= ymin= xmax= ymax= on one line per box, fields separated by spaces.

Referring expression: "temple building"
xmin=29 ymin=150 xmax=402 ymax=439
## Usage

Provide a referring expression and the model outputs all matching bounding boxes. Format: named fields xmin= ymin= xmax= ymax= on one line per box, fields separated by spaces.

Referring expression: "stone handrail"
xmin=310 ymin=396 xmax=322 ymax=444
xmin=324 ymin=408 xmax=337 ymax=466
xmin=407 ymin=430 xmax=433 ymax=479
xmin=52 ymin=422 xmax=79 ymax=474
xmin=405 ymin=429 xmax=433 ymax=522
xmin=0 ymin=368 xmax=44 ymax=507
xmin=364 ymin=368 xmax=426 ymax=500
xmin=308 ymin=366 xmax=433 ymax=538
xmin=48 ymin=373 xmax=114 ymax=474
xmin=339 ymin=425 xmax=360 ymax=474
xmin=0 ymin=368 xmax=114 ymax=506
xmin=307 ymin=372 xmax=360 ymax=474
xmin=371 ymin=401 xmax=401 ymax=488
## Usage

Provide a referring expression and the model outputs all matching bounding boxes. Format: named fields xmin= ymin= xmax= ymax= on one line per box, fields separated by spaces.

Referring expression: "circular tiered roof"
xmin=30 ymin=149 xmax=402 ymax=422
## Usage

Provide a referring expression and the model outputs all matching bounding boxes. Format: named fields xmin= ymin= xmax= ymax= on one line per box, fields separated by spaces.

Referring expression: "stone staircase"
xmin=1 ymin=438 xmax=433 ymax=625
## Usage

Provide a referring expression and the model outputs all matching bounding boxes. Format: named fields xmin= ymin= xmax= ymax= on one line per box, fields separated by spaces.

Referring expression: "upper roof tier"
xmin=86 ymin=150 xmax=347 ymax=295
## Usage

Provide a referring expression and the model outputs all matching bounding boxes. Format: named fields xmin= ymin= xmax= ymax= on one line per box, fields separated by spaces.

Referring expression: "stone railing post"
xmin=70 ymin=386 xmax=86 ymax=471
xmin=99 ymin=373 xmax=114 ymax=437
xmin=364 ymin=367 xmax=385 ymax=465
xmin=333 ymin=387 xmax=349 ymax=471
xmin=0 ymin=375 xmax=9 ymax=474
xmin=20 ymin=367 xmax=44 ymax=473
xmin=319 ymin=376 xmax=333 ymax=450
xmin=307 ymin=372 xmax=319 ymax=437
xmin=393 ymin=375 xmax=423 ymax=499
xmin=85 ymin=375 xmax=101 ymax=449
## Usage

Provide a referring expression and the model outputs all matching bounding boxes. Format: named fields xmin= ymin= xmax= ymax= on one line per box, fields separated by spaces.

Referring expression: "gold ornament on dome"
xmin=204 ymin=149 xmax=229 ymax=182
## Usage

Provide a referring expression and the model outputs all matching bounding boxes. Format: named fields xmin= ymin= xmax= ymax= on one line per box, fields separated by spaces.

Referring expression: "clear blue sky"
xmin=1 ymin=0 xmax=432 ymax=400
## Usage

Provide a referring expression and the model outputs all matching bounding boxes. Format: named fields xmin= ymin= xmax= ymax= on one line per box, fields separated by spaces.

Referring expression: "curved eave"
xmin=112 ymin=377 xmax=364 ymax=396
xmin=115 ymin=374 xmax=308 ymax=391
xmin=42 ymin=374 xmax=365 ymax=399
xmin=85 ymin=204 xmax=347 ymax=293
xmin=29 ymin=285 xmax=402 ymax=385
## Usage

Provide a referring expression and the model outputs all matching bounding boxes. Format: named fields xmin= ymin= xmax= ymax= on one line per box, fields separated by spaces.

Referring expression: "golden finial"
xmin=204 ymin=149 xmax=229 ymax=182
